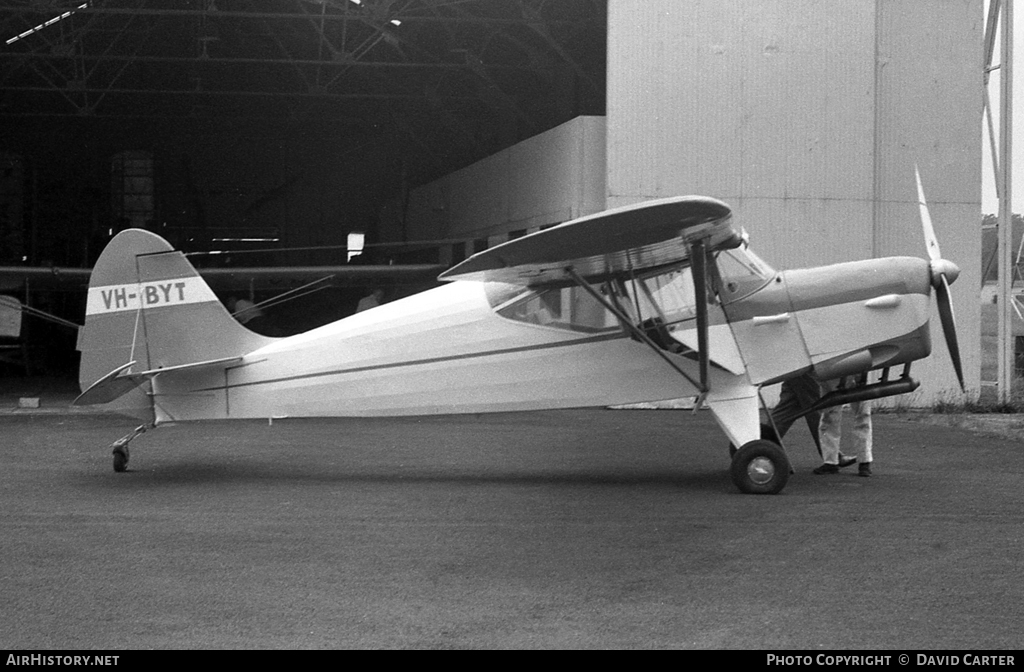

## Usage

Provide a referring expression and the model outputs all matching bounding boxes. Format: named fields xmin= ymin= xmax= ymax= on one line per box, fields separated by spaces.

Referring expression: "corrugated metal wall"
xmin=607 ymin=0 xmax=982 ymax=399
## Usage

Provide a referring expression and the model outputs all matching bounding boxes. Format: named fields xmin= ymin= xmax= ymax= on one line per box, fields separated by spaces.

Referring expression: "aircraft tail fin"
xmin=77 ymin=229 xmax=273 ymax=419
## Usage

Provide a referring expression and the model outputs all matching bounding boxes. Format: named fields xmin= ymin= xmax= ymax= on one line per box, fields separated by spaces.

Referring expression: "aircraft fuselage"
xmin=148 ymin=254 xmax=935 ymax=426
xmin=150 ymin=281 xmax=704 ymax=422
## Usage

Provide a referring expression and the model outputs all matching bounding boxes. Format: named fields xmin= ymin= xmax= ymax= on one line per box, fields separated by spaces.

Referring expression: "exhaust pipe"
xmin=806 ymin=377 xmax=920 ymax=414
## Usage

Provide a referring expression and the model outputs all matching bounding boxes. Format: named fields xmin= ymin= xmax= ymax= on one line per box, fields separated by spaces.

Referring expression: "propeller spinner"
xmin=915 ymin=167 xmax=965 ymax=391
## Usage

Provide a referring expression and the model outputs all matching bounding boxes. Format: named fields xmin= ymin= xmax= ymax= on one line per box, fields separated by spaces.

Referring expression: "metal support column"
xmin=998 ymin=0 xmax=1015 ymax=403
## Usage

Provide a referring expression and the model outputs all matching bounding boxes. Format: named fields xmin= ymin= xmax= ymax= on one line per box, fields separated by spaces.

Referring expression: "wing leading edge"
xmin=439 ymin=196 xmax=738 ymax=285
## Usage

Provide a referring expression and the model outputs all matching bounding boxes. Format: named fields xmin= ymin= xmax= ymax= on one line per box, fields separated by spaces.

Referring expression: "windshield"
xmin=713 ymin=246 xmax=775 ymax=303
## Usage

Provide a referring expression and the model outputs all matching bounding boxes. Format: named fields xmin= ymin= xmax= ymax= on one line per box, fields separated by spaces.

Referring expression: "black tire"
xmin=112 ymin=446 xmax=129 ymax=473
xmin=730 ymin=439 xmax=790 ymax=495
xmin=728 ymin=423 xmax=779 ymax=458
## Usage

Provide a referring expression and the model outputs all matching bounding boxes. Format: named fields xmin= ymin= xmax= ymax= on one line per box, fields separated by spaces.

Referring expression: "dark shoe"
xmin=813 ymin=463 xmax=839 ymax=475
xmin=858 ymin=462 xmax=872 ymax=477
xmin=838 ymin=454 xmax=857 ymax=468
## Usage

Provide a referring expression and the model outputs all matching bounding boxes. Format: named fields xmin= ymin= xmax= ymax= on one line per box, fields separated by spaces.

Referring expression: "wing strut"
xmin=564 ymin=266 xmax=706 ymax=401
xmin=689 ymin=239 xmax=711 ymax=398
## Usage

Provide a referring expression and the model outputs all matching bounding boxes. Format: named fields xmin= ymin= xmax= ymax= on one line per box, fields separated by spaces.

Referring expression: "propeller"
xmin=915 ymin=166 xmax=965 ymax=391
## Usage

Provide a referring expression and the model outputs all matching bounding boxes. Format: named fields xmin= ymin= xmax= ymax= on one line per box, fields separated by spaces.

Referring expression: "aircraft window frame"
xmin=711 ymin=246 xmax=776 ymax=304
xmin=618 ymin=275 xmax=664 ymax=325
xmin=484 ymin=281 xmax=532 ymax=310
xmin=625 ymin=264 xmax=705 ymax=330
xmin=487 ymin=281 xmax=625 ymax=334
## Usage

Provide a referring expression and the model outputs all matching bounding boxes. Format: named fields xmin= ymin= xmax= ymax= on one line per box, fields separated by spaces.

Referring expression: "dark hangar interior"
xmin=0 ymin=0 xmax=607 ymax=372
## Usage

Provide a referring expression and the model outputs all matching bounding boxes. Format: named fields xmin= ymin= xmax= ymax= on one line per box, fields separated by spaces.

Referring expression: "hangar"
xmin=0 ymin=0 xmax=982 ymax=402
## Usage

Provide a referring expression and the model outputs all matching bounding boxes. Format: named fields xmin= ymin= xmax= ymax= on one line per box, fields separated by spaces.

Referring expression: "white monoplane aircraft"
xmin=74 ymin=171 xmax=962 ymax=494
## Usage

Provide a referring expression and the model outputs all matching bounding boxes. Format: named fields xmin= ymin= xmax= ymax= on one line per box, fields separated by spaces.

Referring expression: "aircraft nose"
xmin=930 ymin=258 xmax=960 ymax=287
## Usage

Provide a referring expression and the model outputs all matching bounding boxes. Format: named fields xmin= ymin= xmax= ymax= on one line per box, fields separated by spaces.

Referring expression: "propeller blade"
xmin=915 ymin=165 xmax=942 ymax=262
xmin=917 ymin=167 xmax=963 ymax=390
xmin=935 ymin=275 xmax=965 ymax=392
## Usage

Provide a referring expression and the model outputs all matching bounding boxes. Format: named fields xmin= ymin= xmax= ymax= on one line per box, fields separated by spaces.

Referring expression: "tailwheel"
xmin=730 ymin=440 xmax=790 ymax=495
xmin=109 ymin=424 xmax=147 ymax=473
xmin=112 ymin=445 xmax=129 ymax=473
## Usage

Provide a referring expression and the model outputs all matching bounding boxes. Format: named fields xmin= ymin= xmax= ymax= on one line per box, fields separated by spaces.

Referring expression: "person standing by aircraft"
xmin=770 ymin=372 xmax=824 ymax=453
xmin=813 ymin=377 xmax=873 ymax=477
xmin=770 ymin=372 xmax=856 ymax=467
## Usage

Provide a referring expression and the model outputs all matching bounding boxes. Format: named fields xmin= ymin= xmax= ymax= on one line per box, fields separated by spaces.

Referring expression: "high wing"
xmin=439 ymin=196 xmax=738 ymax=285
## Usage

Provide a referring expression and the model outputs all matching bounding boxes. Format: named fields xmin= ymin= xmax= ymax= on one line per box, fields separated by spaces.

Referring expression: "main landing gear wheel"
xmin=730 ymin=440 xmax=790 ymax=495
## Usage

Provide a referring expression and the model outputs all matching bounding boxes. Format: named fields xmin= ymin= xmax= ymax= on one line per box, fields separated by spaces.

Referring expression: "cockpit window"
xmin=486 ymin=243 xmax=776 ymax=332
xmin=636 ymin=270 xmax=699 ymax=326
xmin=489 ymin=282 xmax=621 ymax=333
xmin=484 ymin=281 xmax=529 ymax=309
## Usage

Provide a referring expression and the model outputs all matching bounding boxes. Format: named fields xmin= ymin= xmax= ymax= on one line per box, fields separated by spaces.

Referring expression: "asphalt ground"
xmin=0 ymin=407 xmax=1021 ymax=650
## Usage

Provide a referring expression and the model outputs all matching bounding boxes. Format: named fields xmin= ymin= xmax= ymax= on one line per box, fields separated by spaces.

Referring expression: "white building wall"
xmin=402 ymin=116 xmax=607 ymax=242
xmin=606 ymin=0 xmax=982 ymax=401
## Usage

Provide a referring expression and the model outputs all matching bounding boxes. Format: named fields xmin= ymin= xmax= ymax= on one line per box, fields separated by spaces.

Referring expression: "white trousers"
xmin=818 ymin=383 xmax=873 ymax=465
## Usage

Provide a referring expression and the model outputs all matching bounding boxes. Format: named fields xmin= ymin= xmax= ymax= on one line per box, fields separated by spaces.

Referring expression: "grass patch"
xmin=930 ymin=380 xmax=1024 ymax=414
xmin=931 ymin=395 xmax=1019 ymax=414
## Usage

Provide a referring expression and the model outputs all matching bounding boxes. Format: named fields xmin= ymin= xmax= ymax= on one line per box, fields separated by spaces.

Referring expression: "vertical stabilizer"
xmin=77 ymin=229 xmax=274 ymax=420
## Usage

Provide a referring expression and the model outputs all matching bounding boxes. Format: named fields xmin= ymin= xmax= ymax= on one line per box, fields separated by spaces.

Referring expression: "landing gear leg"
xmin=111 ymin=425 xmax=148 ymax=473
xmin=706 ymin=387 xmax=792 ymax=494
xmin=728 ymin=423 xmax=779 ymax=458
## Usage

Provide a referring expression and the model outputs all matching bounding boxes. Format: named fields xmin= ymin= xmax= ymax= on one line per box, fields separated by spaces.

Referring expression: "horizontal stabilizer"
xmin=75 ymin=356 xmax=242 ymax=406
xmin=74 ymin=361 xmax=138 ymax=406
